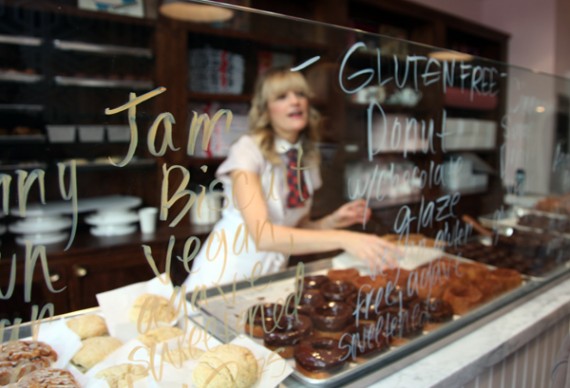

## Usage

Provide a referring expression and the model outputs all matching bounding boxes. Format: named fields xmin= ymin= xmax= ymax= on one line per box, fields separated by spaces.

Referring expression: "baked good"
xmin=312 ymin=301 xmax=354 ymax=340
xmin=340 ymin=322 xmax=389 ymax=361
xmin=421 ymin=297 xmax=454 ymax=331
xmin=488 ymin=268 xmax=523 ymax=292
xmin=349 ymin=290 xmax=382 ymax=324
xmin=129 ymin=294 xmax=177 ymax=326
xmin=192 ymin=344 xmax=258 ymax=388
xmin=321 ymin=280 xmax=356 ymax=302
xmin=0 ymin=340 xmax=57 ymax=385
xmin=285 ymin=290 xmax=326 ymax=316
xmin=71 ymin=336 xmax=123 ymax=372
xmin=384 ymin=303 xmax=425 ymax=346
xmin=95 ymin=363 xmax=148 ymax=388
xmin=294 ymin=337 xmax=347 ymax=379
xmin=137 ymin=326 xmax=184 ymax=347
xmin=353 ymin=275 xmax=388 ymax=291
xmin=302 ymin=275 xmax=329 ymax=290
xmin=327 ymin=268 xmax=359 ymax=282
xmin=442 ymin=282 xmax=483 ymax=315
xmin=66 ymin=314 xmax=108 ymax=339
xmin=263 ymin=314 xmax=312 ymax=358
xmin=16 ymin=368 xmax=79 ymax=388
xmin=244 ymin=303 xmax=284 ymax=338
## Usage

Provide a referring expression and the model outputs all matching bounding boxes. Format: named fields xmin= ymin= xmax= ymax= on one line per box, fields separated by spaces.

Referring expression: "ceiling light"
xmin=159 ymin=0 xmax=234 ymax=23
xmin=429 ymin=50 xmax=474 ymax=62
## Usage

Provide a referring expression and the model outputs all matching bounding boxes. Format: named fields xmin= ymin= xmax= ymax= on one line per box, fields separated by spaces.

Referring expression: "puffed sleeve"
xmin=216 ymin=135 xmax=264 ymax=177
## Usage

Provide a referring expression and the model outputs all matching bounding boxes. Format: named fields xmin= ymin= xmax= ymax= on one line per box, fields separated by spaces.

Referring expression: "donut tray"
xmin=187 ymin=256 xmax=536 ymax=387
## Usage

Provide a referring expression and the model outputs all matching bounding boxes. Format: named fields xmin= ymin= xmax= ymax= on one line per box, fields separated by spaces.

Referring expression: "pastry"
xmin=137 ymin=326 xmax=184 ymax=347
xmin=16 ymin=368 xmax=79 ymax=388
xmin=192 ymin=344 xmax=258 ymax=388
xmin=0 ymin=340 xmax=57 ymax=385
xmin=71 ymin=336 xmax=123 ymax=372
xmin=263 ymin=314 xmax=312 ymax=358
xmin=66 ymin=314 xmax=109 ymax=339
xmin=95 ymin=363 xmax=148 ymax=388
xmin=312 ymin=301 xmax=354 ymax=340
xmin=294 ymin=337 xmax=347 ymax=379
xmin=129 ymin=294 xmax=177 ymax=326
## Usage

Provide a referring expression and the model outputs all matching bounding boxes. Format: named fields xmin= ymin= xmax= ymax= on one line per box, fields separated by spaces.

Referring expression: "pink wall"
xmin=409 ymin=0 xmax=566 ymax=77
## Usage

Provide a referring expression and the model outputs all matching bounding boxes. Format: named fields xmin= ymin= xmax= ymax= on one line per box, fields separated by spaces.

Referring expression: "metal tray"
xmin=186 ymin=257 xmax=535 ymax=387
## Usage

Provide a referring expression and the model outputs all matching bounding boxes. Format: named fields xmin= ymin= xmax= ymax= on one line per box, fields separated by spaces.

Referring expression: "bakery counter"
xmin=1 ymin=255 xmax=569 ymax=387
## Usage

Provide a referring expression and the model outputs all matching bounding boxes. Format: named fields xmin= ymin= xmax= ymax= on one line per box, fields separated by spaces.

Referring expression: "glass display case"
xmin=0 ymin=0 xmax=569 ymax=387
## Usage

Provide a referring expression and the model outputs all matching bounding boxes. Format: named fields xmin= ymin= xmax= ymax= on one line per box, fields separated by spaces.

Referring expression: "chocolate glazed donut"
xmin=285 ymin=290 xmax=327 ymax=316
xmin=263 ymin=315 xmax=313 ymax=358
xmin=294 ymin=338 xmax=347 ymax=379
xmin=321 ymin=280 xmax=356 ymax=302
xmin=302 ymin=275 xmax=329 ymax=290
xmin=339 ymin=321 xmax=389 ymax=361
xmin=244 ymin=303 xmax=284 ymax=338
xmin=313 ymin=301 xmax=354 ymax=339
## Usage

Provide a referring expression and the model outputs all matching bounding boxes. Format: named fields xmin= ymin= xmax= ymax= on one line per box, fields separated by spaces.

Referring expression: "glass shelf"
xmin=53 ymin=39 xmax=153 ymax=58
xmin=0 ymin=34 xmax=42 ymax=46
xmin=54 ymin=75 xmax=153 ymax=89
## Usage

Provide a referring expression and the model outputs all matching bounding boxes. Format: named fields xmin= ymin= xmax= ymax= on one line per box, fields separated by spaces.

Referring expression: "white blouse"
xmin=183 ymin=134 xmax=322 ymax=291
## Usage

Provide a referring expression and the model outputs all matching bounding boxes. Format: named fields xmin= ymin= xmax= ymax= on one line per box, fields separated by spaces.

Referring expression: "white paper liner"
xmin=96 ymin=274 xmax=188 ymax=343
xmin=34 ymin=317 xmax=83 ymax=369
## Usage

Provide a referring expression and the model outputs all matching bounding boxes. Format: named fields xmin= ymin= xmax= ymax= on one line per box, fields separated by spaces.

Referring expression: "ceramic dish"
xmin=90 ymin=224 xmax=137 ymax=237
xmin=9 ymin=216 xmax=72 ymax=234
xmin=15 ymin=232 xmax=68 ymax=246
xmin=85 ymin=211 xmax=139 ymax=226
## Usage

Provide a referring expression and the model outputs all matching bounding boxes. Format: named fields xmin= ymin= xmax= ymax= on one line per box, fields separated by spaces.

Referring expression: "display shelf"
xmin=0 ymin=104 xmax=44 ymax=112
xmin=0 ymin=72 xmax=43 ymax=83
xmin=0 ymin=34 xmax=42 ymax=46
xmin=53 ymin=39 xmax=153 ymax=58
xmin=0 ymin=162 xmax=47 ymax=172
xmin=54 ymin=75 xmax=153 ymax=89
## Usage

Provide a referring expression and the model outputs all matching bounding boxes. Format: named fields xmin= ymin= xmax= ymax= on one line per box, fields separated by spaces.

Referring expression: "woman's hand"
xmin=327 ymin=199 xmax=371 ymax=229
xmin=340 ymin=230 xmax=401 ymax=269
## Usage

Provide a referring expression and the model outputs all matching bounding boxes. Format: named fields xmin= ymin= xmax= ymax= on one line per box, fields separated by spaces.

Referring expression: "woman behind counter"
xmin=183 ymin=67 xmax=396 ymax=291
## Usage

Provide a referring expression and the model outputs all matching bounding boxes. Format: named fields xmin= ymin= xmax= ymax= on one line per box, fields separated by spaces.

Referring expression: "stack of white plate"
xmin=0 ymin=212 xmax=5 ymax=244
xmin=9 ymin=215 xmax=71 ymax=246
xmin=86 ymin=209 xmax=139 ymax=236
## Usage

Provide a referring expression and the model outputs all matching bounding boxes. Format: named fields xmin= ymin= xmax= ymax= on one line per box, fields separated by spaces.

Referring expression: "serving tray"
xmin=186 ymin=256 xmax=533 ymax=387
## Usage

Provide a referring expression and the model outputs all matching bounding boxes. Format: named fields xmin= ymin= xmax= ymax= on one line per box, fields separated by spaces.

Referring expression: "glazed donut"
xmin=383 ymin=303 xmax=425 ymax=346
xmin=488 ymin=268 xmax=522 ymax=292
xmin=321 ymin=280 xmax=356 ymax=302
xmin=302 ymin=275 xmax=329 ymax=290
xmin=294 ymin=338 xmax=347 ymax=379
xmin=353 ymin=275 xmax=388 ymax=291
xmin=349 ymin=289 xmax=382 ymax=324
xmin=244 ymin=303 xmax=284 ymax=338
xmin=285 ymin=290 xmax=326 ymax=316
xmin=263 ymin=315 xmax=312 ymax=359
xmin=454 ymin=262 xmax=489 ymax=282
xmin=327 ymin=268 xmax=359 ymax=282
xmin=421 ymin=297 xmax=453 ymax=331
xmin=312 ymin=301 xmax=354 ymax=340
xmin=442 ymin=282 xmax=483 ymax=315
xmin=340 ymin=322 xmax=389 ymax=361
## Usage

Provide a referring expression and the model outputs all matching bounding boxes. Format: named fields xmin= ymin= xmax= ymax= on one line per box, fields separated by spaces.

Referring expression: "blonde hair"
xmin=248 ymin=67 xmax=321 ymax=165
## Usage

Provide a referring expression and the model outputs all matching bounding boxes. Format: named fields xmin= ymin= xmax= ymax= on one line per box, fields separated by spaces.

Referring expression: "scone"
xmin=129 ymin=294 xmax=176 ymax=325
xmin=71 ymin=336 xmax=123 ymax=372
xmin=137 ymin=327 xmax=184 ymax=347
xmin=192 ymin=344 xmax=258 ymax=388
xmin=0 ymin=341 xmax=57 ymax=385
xmin=66 ymin=314 xmax=109 ymax=339
xmin=16 ymin=368 xmax=79 ymax=388
xmin=95 ymin=363 xmax=148 ymax=388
